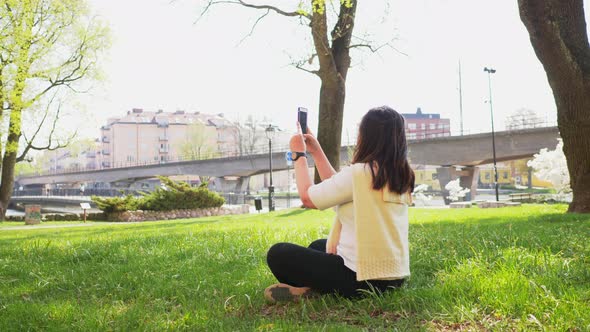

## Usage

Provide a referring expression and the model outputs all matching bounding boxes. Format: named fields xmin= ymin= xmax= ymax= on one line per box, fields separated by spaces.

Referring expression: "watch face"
xmin=285 ymin=151 xmax=293 ymax=161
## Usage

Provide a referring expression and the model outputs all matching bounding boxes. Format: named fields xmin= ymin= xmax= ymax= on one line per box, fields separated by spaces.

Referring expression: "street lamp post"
xmin=265 ymin=124 xmax=276 ymax=212
xmin=484 ymin=66 xmax=499 ymax=202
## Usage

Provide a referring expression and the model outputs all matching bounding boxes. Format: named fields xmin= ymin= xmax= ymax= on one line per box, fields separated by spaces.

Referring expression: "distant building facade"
xmin=402 ymin=108 xmax=451 ymax=140
xmin=45 ymin=140 xmax=103 ymax=173
xmin=99 ymin=109 xmax=240 ymax=168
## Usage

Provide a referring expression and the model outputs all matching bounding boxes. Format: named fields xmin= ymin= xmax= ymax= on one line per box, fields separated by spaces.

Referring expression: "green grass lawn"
xmin=0 ymin=221 xmax=97 ymax=229
xmin=1 ymin=205 xmax=589 ymax=331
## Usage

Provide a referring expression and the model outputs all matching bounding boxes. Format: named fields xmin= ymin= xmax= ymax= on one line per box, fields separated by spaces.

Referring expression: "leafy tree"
xmin=0 ymin=0 xmax=109 ymax=219
xmin=518 ymin=0 xmax=590 ymax=213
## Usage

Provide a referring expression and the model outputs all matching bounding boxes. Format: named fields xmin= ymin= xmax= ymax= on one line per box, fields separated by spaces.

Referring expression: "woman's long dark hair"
xmin=352 ymin=106 xmax=415 ymax=194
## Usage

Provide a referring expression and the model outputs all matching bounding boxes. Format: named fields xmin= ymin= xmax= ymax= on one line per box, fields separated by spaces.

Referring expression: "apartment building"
xmin=402 ymin=108 xmax=451 ymax=140
xmin=99 ymin=109 xmax=239 ymax=168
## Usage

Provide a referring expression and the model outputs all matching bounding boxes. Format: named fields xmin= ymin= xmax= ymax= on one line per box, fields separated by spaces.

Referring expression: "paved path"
xmin=0 ymin=222 xmax=137 ymax=231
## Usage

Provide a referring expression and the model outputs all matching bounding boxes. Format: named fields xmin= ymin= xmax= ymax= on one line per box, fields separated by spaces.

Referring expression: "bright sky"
xmin=75 ymin=0 xmax=585 ymax=141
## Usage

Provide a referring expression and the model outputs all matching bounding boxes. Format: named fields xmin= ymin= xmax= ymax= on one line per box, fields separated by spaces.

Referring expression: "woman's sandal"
xmin=264 ymin=283 xmax=315 ymax=303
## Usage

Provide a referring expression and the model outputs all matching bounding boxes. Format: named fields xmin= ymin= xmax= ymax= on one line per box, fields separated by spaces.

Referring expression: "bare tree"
xmin=0 ymin=0 xmax=109 ymax=219
xmin=518 ymin=0 xmax=590 ymax=213
xmin=177 ymin=122 xmax=215 ymax=160
xmin=505 ymin=108 xmax=545 ymax=130
xmin=234 ymin=115 xmax=265 ymax=156
xmin=196 ymin=0 xmax=383 ymax=181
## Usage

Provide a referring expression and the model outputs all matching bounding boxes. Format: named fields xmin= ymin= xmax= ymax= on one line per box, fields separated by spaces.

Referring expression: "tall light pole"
xmin=484 ymin=66 xmax=499 ymax=202
xmin=458 ymin=60 xmax=464 ymax=136
xmin=265 ymin=124 xmax=276 ymax=211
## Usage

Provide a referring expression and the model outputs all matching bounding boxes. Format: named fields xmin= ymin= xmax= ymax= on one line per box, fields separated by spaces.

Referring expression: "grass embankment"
xmin=0 ymin=205 xmax=588 ymax=331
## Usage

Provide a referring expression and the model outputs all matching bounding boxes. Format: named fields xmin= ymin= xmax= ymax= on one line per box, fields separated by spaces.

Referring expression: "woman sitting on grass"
xmin=264 ymin=106 xmax=415 ymax=303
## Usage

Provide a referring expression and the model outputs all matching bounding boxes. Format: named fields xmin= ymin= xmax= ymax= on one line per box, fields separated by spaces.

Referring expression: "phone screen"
xmin=298 ymin=107 xmax=308 ymax=134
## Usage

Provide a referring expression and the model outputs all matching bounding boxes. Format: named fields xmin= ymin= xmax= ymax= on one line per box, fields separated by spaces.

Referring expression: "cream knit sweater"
xmin=326 ymin=163 xmax=411 ymax=281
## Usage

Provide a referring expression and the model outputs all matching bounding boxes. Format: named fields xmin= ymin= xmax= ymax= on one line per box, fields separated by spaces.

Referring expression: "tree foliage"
xmin=0 ymin=0 xmax=109 ymax=218
xmin=527 ymin=139 xmax=571 ymax=196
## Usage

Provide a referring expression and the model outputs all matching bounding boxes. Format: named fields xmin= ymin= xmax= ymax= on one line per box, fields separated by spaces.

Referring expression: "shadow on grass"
xmin=277 ymin=209 xmax=308 ymax=218
xmin=0 ymin=217 xmax=235 ymax=242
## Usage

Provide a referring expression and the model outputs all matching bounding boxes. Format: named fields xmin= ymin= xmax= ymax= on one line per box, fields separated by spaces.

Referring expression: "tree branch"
xmin=196 ymin=0 xmax=309 ymax=24
xmin=310 ymin=7 xmax=335 ymax=76
xmin=236 ymin=9 xmax=270 ymax=46
xmin=236 ymin=0 xmax=309 ymax=19
xmin=17 ymin=98 xmax=76 ymax=162
xmin=294 ymin=62 xmax=319 ymax=76
xmin=285 ymin=52 xmax=319 ymax=76
xmin=348 ymin=42 xmax=408 ymax=56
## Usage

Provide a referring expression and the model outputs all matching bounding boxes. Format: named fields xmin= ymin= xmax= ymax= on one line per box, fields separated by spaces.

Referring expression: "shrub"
xmin=5 ymin=216 xmax=24 ymax=222
xmin=91 ymin=195 xmax=139 ymax=213
xmin=445 ymin=179 xmax=470 ymax=202
xmin=137 ymin=177 xmax=225 ymax=211
xmin=44 ymin=214 xmax=80 ymax=221
xmin=91 ymin=177 xmax=225 ymax=213
xmin=528 ymin=139 xmax=570 ymax=197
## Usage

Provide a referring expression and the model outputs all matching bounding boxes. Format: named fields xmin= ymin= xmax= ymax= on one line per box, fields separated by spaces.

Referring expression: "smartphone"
xmin=298 ymin=107 xmax=308 ymax=134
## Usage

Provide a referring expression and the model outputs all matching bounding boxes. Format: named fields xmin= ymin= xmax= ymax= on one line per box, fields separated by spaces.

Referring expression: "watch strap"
xmin=291 ymin=152 xmax=307 ymax=161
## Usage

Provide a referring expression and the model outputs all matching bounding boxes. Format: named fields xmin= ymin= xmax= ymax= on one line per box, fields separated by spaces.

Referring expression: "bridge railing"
xmin=19 ymin=142 xmax=294 ymax=178
xmin=19 ymin=120 xmax=558 ymax=178
xmin=13 ymin=188 xmax=143 ymax=197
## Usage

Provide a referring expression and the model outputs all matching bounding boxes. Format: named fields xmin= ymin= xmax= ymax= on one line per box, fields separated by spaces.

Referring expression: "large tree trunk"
xmin=312 ymin=0 xmax=356 ymax=182
xmin=519 ymin=0 xmax=590 ymax=213
xmin=317 ymin=77 xmax=346 ymax=174
xmin=0 ymin=116 xmax=21 ymax=220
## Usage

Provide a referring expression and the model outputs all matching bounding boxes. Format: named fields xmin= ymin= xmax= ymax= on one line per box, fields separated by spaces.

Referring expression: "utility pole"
xmin=458 ymin=60 xmax=464 ymax=136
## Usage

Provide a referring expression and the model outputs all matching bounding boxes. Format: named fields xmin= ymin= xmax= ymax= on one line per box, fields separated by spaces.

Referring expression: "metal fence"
xmin=219 ymin=193 xmax=301 ymax=209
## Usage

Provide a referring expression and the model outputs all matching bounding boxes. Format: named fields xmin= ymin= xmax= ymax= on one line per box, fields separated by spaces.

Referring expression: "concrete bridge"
xmin=17 ymin=127 xmax=560 ymax=198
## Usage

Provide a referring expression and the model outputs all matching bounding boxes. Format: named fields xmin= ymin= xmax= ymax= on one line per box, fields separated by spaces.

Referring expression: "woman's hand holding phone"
xmin=289 ymin=122 xmax=307 ymax=152
xmin=303 ymin=129 xmax=321 ymax=155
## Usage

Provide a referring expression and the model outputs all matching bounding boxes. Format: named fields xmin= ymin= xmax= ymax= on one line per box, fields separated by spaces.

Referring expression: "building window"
xmin=421 ymin=123 xmax=426 ymax=129
xmin=408 ymin=123 xmax=416 ymax=130
xmin=409 ymin=133 xmax=416 ymax=140
xmin=503 ymin=171 xmax=509 ymax=179
xmin=430 ymin=123 xmax=436 ymax=130
xmin=438 ymin=123 xmax=444 ymax=129
xmin=485 ymin=173 xmax=490 ymax=180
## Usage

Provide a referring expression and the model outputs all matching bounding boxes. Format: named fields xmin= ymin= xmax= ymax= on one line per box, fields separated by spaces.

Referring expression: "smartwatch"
xmin=291 ymin=152 xmax=307 ymax=161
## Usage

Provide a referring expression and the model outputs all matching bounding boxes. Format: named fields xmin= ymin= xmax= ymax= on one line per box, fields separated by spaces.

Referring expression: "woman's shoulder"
xmin=349 ymin=162 xmax=371 ymax=170
xmin=349 ymin=162 xmax=375 ymax=175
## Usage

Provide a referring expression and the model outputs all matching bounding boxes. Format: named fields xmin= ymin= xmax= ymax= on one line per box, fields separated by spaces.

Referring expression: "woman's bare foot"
xmin=264 ymin=283 xmax=313 ymax=303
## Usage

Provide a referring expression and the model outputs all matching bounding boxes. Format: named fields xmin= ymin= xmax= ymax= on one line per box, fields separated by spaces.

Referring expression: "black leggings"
xmin=266 ymin=239 xmax=404 ymax=298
